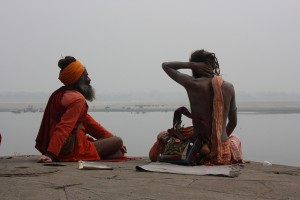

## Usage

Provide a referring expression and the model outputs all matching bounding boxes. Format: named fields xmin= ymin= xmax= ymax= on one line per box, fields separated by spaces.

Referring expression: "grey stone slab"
xmin=0 ymin=156 xmax=299 ymax=200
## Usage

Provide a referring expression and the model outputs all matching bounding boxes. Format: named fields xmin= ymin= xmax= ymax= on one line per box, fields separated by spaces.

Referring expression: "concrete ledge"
xmin=0 ymin=155 xmax=300 ymax=200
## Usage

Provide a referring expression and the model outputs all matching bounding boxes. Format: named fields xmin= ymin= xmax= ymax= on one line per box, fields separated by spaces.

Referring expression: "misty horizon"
xmin=0 ymin=90 xmax=299 ymax=103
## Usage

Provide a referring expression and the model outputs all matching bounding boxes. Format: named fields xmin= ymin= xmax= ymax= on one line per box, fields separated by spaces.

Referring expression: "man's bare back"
xmin=162 ymin=57 xmax=237 ymax=143
xmin=186 ymin=77 xmax=237 ymax=141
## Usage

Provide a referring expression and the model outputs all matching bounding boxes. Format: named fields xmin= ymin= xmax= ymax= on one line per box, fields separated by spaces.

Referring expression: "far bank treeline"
xmin=1 ymin=102 xmax=300 ymax=115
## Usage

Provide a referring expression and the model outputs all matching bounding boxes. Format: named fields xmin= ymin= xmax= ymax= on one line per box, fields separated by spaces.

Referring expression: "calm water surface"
xmin=0 ymin=111 xmax=299 ymax=167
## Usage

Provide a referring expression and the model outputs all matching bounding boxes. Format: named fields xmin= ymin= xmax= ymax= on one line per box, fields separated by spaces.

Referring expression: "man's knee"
xmin=112 ymin=136 xmax=123 ymax=148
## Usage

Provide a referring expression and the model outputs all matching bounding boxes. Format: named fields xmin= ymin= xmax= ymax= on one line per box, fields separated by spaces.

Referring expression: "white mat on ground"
xmin=136 ymin=162 xmax=241 ymax=177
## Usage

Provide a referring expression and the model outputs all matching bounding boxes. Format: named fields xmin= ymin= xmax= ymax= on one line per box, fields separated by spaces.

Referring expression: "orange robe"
xmin=36 ymin=87 xmax=113 ymax=161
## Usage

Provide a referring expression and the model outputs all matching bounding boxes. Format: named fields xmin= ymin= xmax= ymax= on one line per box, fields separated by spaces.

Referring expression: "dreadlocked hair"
xmin=189 ymin=49 xmax=220 ymax=75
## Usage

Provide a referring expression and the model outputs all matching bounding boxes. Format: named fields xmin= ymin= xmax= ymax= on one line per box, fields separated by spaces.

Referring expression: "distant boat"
xmin=11 ymin=105 xmax=39 ymax=114
xmin=11 ymin=109 xmax=22 ymax=114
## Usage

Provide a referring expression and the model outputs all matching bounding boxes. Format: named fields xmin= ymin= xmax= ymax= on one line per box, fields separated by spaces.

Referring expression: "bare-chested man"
xmin=150 ymin=50 xmax=241 ymax=164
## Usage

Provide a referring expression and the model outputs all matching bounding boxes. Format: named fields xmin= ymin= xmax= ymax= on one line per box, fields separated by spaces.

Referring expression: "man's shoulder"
xmin=62 ymin=90 xmax=85 ymax=104
xmin=221 ymin=80 xmax=236 ymax=98
xmin=222 ymin=80 xmax=234 ymax=89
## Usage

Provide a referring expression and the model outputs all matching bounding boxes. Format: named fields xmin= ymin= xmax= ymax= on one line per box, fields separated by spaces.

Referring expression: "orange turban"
xmin=58 ymin=61 xmax=85 ymax=86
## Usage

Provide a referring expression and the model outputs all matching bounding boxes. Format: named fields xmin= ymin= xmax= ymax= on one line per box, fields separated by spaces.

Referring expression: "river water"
xmin=0 ymin=109 xmax=299 ymax=167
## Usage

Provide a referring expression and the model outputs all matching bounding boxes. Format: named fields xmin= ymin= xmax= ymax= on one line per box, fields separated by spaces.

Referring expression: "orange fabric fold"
xmin=210 ymin=75 xmax=227 ymax=164
xmin=58 ymin=61 xmax=85 ymax=86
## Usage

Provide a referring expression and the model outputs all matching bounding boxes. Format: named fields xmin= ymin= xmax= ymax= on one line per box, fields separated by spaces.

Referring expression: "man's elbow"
xmin=232 ymin=118 xmax=237 ymax=127
xmin=228 ymin=111 xmax=237 ymax=128
xmin=230 ymin=119 xmax=237 ymax=130
xmin=226 ymin=119 xmax=237 ymax=136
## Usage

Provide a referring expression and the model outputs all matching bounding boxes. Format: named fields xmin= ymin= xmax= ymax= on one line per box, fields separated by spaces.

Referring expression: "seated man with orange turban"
xmin=35 ymin=56 xmax=126 ymax=163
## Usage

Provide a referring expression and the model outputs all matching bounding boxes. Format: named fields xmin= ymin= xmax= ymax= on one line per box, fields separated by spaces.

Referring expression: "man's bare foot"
xmin=200 ymin=144 xmax=210 ymax=156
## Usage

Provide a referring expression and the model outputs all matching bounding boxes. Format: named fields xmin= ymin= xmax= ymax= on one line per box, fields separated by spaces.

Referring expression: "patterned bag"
xmin=159 ymin=107 xmax=208 ymax=166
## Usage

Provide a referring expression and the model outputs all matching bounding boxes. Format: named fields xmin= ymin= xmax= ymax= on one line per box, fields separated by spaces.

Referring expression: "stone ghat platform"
xmin=0 ymin=155 xmax=300 ymax=200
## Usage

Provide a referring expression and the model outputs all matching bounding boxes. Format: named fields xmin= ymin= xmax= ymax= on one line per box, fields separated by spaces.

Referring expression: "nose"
xmin=87 ymin=76 xmax=91 ymax=84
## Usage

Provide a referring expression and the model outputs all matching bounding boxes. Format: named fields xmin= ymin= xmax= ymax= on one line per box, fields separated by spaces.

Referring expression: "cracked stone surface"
xmin=0 ymin=155 xmax=300 ymax=200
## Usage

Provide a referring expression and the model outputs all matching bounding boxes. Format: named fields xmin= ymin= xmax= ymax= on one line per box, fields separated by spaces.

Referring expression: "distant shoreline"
xmin=0 ymin=101 xmax=299 ymax=114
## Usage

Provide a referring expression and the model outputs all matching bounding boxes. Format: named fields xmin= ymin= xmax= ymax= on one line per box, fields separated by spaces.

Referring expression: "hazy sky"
xmin=1 ymin=0 xmax=299 ymax=96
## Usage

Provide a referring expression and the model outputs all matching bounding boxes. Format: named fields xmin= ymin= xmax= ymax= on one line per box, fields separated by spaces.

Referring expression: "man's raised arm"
xmin=162 ymin=62 xmax=201 ymax=86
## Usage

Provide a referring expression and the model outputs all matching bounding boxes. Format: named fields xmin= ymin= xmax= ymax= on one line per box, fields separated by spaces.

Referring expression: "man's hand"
xmin=37 ymin=155 xmax=53 ymax=163
xmin=190 ymin=62 xmax=214 ymax=77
